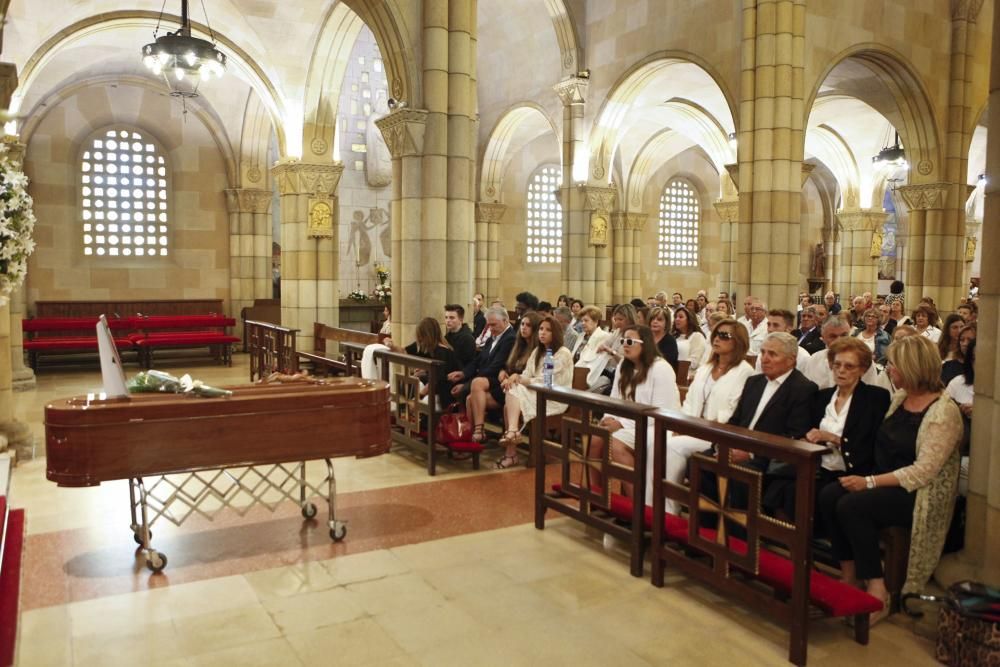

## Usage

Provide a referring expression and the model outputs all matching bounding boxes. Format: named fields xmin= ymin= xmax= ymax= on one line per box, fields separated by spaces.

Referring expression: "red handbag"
xmin=436 ymin=403 xmax=472 ymax=443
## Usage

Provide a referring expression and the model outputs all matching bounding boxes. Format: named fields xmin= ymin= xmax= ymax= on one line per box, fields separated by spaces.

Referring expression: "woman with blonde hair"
xmin=819 ymin=336 xmax=962 ymax=625
xmin=496 ymin=316 xmax=573 ymax=468
xmin=663 ymin=318 xmax=754 ymax=511
xmin=647 ymin=306 xmax=678 ymax=371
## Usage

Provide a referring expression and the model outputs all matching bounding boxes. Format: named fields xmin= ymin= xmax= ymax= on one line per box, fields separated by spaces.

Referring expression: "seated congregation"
xmin=356 ymin=283 xmax=973 ymax=635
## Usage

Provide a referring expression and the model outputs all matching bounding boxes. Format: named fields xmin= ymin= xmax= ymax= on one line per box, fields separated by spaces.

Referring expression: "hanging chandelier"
xmin=141 ymin=0 xmax=226 ymax=95
xmin=872 ymin=129 xmax=907 ymax=169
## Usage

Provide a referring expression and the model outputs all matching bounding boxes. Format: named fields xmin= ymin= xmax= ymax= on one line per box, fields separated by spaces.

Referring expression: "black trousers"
xmin=761 ymin=466 xmax=844 ymax=536
xmin=818 ymin=482 xmax=915 ymax=580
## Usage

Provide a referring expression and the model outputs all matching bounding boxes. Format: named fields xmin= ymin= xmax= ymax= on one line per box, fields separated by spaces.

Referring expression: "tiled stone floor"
xmin=9 ymin=355 xmax=939 ymax=666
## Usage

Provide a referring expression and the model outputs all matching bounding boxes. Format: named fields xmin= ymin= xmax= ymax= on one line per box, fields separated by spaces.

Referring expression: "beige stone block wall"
xmin=637 ymin=147 xmax=723 ymax=300
xmin=23 ymin=84 xmax=231 ymax=310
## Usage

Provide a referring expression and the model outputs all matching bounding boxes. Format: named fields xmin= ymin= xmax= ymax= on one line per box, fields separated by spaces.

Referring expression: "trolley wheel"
xmin=329 ymin=523 xmax=347 ymax=542
xmin=146 ymin=551 xmax=168 ymax=573
xmin=133 ymin=529 xmax=152 ymax=545
xmin=301 ymin=503 xmax=318 ymax=519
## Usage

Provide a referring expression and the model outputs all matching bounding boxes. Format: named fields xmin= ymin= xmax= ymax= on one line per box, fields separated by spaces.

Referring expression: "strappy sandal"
xmin=499 ymin=429 xmax=520 ymax=447
xmin=471 ymin=424 xmax=486 ymax=443
xmin=495 ymin=454 xmax=520 ymax=469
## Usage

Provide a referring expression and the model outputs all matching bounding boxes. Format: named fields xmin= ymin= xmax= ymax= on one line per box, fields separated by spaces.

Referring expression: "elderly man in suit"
xmin=447 ymin=306 xmax=517 ymax=441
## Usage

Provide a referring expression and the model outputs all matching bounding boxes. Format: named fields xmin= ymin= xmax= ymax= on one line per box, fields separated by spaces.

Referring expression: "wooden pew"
xmin=245 ymin=320 xmax=299 ymax=382
xmin=240 ymin=299 xmax=281 ymax=352
xmin=297 ymin=322 xmax=386 ymax=376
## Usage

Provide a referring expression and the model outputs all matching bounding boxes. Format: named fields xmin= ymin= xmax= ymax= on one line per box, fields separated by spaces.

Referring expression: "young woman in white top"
xmin=672 ymin=306 xmax=706 ymax=373
xmin=497 ymin=316 xmax=574 ymax=469
xmin=588 ymin=325 xmax=681 ymax=500
xmin=663 ymin=319 xmax=754 ymax=511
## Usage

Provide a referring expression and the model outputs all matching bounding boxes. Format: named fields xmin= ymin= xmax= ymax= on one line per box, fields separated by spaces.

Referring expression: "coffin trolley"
xmin=45 ymin=379 xmax=391 ymax=572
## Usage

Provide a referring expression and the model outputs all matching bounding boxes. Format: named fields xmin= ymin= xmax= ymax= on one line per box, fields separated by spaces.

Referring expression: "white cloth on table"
xmin=506 ymin=346 xmax=574 ymax=424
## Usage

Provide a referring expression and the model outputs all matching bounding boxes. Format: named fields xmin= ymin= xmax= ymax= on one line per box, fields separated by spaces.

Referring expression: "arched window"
xmin=80 ymin=128 xmax=169 ymax=258
xmin=658 ymin=177 xmax=700 ymax=267
xmin=526 ymin=165 xmax=563 ymax=264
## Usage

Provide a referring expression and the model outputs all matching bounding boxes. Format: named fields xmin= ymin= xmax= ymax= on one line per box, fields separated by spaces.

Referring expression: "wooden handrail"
xmin=245 ymin=320 xmax=299 ymax=382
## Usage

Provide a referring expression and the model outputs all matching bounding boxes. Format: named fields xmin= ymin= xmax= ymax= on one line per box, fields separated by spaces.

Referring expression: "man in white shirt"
xmin=745 ymin=299 xmax=768 ymax=354
xmin=737 ymin=295 xmax=755 ymax=331
xmin=755 ymin=309 xmax=810 ymax=370
xmin=803 ymin=317 xmax=878 ymax=389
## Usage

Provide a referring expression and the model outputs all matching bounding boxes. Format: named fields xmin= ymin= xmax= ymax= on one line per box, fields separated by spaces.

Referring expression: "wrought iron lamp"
xmin=872 ymin=130 xmax=907 ymax=169
xmin=141 ymin=0 xmax=226 ymax=96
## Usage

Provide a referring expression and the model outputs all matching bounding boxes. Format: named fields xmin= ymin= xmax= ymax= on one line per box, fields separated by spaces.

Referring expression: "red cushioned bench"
xmin=22 ymin=316 xmax=135 ymax=370
xmin=128 ymin=315 xmax=240 ymax=369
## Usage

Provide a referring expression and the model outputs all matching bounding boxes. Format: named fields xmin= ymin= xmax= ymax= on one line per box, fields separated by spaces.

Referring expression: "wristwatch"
xmin=865 ymin=475 xmax=876 ymax=489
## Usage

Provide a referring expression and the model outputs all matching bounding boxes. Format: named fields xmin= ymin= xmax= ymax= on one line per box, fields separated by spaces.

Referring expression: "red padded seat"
xmin=23 ymin=337 xmax=132 ymax=350
xmin=446 ymin=441 xmax=485 ymax=453
xmin=135 ymin=333 xmax=240 ymax=347
xmin=130 ymin=315 xmax=235 ymax=329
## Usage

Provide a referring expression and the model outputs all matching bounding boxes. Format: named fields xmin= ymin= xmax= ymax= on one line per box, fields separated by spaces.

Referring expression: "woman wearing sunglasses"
xmin=588 ymin=325 xmax=680 ymax=499
xmin=663 ymin=319 xmax=754 ymax=512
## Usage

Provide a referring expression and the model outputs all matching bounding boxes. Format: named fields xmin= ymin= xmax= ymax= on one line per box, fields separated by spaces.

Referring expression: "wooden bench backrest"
xmin=34 ymin=299 xmax=224 ymax=318
xmin=676 ymin=360 xmax=692 ymax=387
xmin=312 ymin=323 xmax=381 ymax=356
xmin=245 ymin=320 xmax=299 ymax=381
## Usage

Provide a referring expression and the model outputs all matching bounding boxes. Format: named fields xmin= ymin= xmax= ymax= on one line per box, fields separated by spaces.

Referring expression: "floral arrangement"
xmin=127 ymin=370 xmax=232 ymax=398
xmin=347 ymin=289 xmax=368 ymax=303
xmin=372 ymin=263 xmax=391 ymax=303
xmin=0 ymin=142 xmax=36 ymax=306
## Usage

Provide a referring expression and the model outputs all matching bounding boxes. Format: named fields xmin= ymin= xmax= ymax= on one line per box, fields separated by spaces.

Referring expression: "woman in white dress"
xmin=663 ymin=319 xmax=754 ymax=511
xmin=571 ymin=305 xmax=611 ymax=375
xmin=588 ymin=325 xmax=681 ymax=499
xmin=672 ymin=306 xmax=706 ymax=374
xmin=496 ymin=316 xmax=574 ymax=468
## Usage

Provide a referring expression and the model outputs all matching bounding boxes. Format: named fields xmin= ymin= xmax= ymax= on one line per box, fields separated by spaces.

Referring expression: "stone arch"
xmin=587 ymin=52 xmax=738 ymax=187
xmin=19 ymin=74 xmax=238 ymax=187
xmin=804 ymin=44 xmax=943 ymax=184
xmin=541 ymin=0 xmax=582 ymax=76
xmin=8 ymin=10 xmax=288 ymax=157
xmin=803 ymin=114 xmax=860 ymax=210
xmin=479 ymin=103 xmax=560 ymax=202
xmin=238 ymin=92 xmax=275 ymax=189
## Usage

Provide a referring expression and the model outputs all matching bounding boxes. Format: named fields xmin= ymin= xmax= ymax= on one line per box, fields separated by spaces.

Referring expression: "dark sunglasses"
xmin=715 ymin=330 xmax=734 ymax=341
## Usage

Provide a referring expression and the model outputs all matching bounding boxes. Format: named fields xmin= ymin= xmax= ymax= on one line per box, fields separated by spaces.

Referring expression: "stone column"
xmin=2 ymin=138 xmax=34 ymax=391
xmin=270 ymin=161 xmax=343 ymax=353
xmin=736 ymin=0 xmax=806 ymax=308
xmin=936 ymin=0 xmax=1000 ymax=590
xmin=898 ymin=183 xmax=950 ymax=303
xmin=714 ymin=199 xmax=739 ymax=298
xmin=377 ymin=109 xmax=429 ymax=342
xmin=553 ymin=77 xmax=593 ymax=302
xmin=446 ymin=0 xmax=476 ymax=305
xmin=421 ymin=0 xmax=449 ymax=316
xmin=835 ymin=208 xmax=887 ymax=299
xmin=475 ymin=202 xmax=506 ymax=302
xmin=610 ymin=212 xmax=647 ymax=304
xmin=571 ymin=185 xmax=616 ymax=307
xmin=224 ymin=188 xmax=273 ymax=342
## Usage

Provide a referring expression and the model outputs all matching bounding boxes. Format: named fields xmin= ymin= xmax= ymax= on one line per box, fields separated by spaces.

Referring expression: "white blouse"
xmin=818 ymin=390 xmax=851 ymax=472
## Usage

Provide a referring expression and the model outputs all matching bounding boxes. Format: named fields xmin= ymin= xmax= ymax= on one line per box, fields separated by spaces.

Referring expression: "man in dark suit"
xmin=793 ymin=305 xmax=825 ymax=355
xmin=447 ymin=305 xmax=515 ymax=401
xmin=699 ymin=332 xmax=818 ymax=524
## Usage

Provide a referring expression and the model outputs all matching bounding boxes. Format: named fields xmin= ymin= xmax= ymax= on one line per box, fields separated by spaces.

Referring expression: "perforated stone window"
xmin=526 ymin=165 xmax=563 ymax=264
xmin=80 ymin=128 xmax=169 ymax=257
xmin=658 ymin=178 xmax=700 ymax=267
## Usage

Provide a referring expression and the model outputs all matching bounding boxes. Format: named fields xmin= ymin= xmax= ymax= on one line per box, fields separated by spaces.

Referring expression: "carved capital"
xmin=475 ymin=202 xmax=507 ymax=224
xmin=553 ymin=76 xmax=588 ymax=106
xmin=801 ymin=162 xmax=815 ymax=188
xmin=897 ymin=183 xmax=950 ymax=211
xmin=611 ymin=212 xmax=648 ymax=231
xmin=951 ymin=0 xmax=985 ymax=21
xmin=224 ymin=188 xmax=273 ymax=214
xmin=271 ymin=161 xmax=344 ymax=197
xmin=714 ymin=199 xmax=740 ymax=223
xmin=836 ymin=208 xmax=887 ymax=232
xmin=375 ymin=109 xmax=428 ymax=159
xmin=724 ymin=163 xmax=740 ymax=192
xmin=1 ymin=134 xmax=25 ymax=167
xmin=578 ymin=184 xmax=616 ymax=214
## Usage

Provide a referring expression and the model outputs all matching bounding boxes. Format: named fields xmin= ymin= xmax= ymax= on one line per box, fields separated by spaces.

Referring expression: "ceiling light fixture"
xmin=872 ymin=129 xmax=907 ymax=170
xmin=141 ymin=0 xmax=226 ymax=98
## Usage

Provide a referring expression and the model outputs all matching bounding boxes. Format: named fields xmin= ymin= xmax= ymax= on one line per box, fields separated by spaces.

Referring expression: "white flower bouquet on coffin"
xmin=0 ymin=142 xmax=37 ymax=307
xmin=127 ymin=369 xmax=232 ymax=398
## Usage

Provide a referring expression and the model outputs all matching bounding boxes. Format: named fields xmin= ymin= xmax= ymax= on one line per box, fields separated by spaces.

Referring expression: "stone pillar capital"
xmin=714 ymin=199 xmax=740 ymax=223
xmin=800 ymin=162 xmax=816 ymax=188
xmin=951 ymin=0 xmax=985 ymax=22
xmin=553 ymin=76 xmax=589 ymax=106
xmin=375 ymin=108 xmax=428 ymax=159
xmin=270 ymin=160 xmax=344 ymax=196
xmin=0 ymin=63 xmax=17 ymax=111
xmin=1 ymin=134 xmax=25 ymax=167
xmin=611 ymin=211 xmax=647 ymax=231
xmin=724 ymin=163 xmax=740 ymax=192
xmin=897 ymin=183 xmax=952 ymax=211
xmin=475 ymin=202 xmax=507 ymax=224
xmin=577 ymin=185 xmax=616 ymax=214
xmin=836 ymin=208 xmax=888 ymax=232
xmin=224 ymin=188 xmax=273 ymax=214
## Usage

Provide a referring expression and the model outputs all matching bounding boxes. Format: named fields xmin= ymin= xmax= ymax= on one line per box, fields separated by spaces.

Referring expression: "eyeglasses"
xmin=620 ymin=337 xmax=643 ymax=347
xmin=831 ymin=361 xmax=859 ymax=371
xmin=715 ymin=330 xmax=734 ymax=341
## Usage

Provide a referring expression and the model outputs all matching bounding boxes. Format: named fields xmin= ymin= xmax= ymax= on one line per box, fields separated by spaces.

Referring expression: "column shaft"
xmin=446 ymin=0 xmax=476 ymax=305
xmin=835 ymin=209 xmax=887 ymax=299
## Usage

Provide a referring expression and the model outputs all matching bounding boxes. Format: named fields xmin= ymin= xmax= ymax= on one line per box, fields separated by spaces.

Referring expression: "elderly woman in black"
xmin=819 ymin=336 xmax=963 ymax=625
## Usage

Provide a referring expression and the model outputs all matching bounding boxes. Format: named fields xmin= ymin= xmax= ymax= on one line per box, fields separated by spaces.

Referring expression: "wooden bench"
xmin=240 ymin=299 xmax=281 ymax=352
xmin=372 ymin=348 xmax=482 ymax=475
xmin=245 ymin=320 xmax=299 ymax=382
xmin=298 ymin=323 xmax=386 ymax=376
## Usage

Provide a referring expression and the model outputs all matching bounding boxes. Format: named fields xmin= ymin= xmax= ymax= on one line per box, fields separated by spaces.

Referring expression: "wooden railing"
xmin=245 ymin=320 xmax=299 ymax=382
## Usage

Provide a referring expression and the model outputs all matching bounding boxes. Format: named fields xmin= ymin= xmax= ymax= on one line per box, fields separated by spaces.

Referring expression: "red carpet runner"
xmin=0 ymin=507 xmax=25 ymax=667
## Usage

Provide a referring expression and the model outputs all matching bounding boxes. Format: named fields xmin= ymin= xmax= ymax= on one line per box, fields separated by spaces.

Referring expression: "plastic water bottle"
xmin=543 ymin=348 xmax=555 ymax=388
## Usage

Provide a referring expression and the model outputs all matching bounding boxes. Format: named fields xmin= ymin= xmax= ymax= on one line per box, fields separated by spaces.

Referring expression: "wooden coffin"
xmin=45 ymin=379 xmax=391 ymax=487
